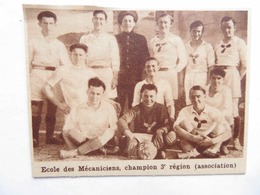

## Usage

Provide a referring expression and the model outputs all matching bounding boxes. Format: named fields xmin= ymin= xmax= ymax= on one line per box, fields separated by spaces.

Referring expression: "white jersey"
xmin=64 ymin=101 xmax=117 ymax=139
xmin=205 ymin=85 xmax=233 ymax=125
xmin=47 ymin=65 xmax=96 ymax=107
xmin=149 ymin=33 xmax=187 ymax=99
xmin=80 ymin=32 xmax=120 ymax=98
xmin=214 ymin=36 xmax=247 ymax=67
xmin=174 ymin=104 xmax=228 ymax=136
xmin=29 ymin=35 xmax=71 ymax=101
xmin=149 ymin=33 xmax=187 ymax=72
xmin=80 ymin=33 xmax=120 ymax=70
xmin=185 ymin=40 xmax=215 ymax=73
xmin=132 ymin=78 xmax=173 ymax=107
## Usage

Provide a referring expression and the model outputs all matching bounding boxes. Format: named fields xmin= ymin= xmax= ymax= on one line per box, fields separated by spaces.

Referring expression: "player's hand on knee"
xmin=165 ymin=131 xmax=177 ymax=145
xmin=153 ymin=129 xmax=164 ymax=149
xmin=126 ymin=137 xmax=138 ymax=158
xmin=191 ymin=134 xmax=204 ymax=143
xmin=124 ymin=129 xmax=135 ymax=140
xmin=198 ymin=136 xmax=214 ymax=147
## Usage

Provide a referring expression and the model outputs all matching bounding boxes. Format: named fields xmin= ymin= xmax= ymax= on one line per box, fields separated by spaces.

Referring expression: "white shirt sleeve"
xmin=28 ymin=39 xmax=34 ymax=72
xmin=238 ymin=38 xmax=247 ymax=69
xmin=206 ymin=43 xmax=215 ymax=67
xmin=58 ymin=41 xmax=71 ymax=67
xmin=164 ymin=81 xmax=174 ymax=107
xmin=110 ymin=36 xmax=120 ymax=71
xmin=107 ymin=103 xmax=118 ymax=130
xmin=63 ymin=107 xmax=80 ymax=133
xmin=221 ymin=87 xmax=233 ymax=117
xmin=47 ymin=66 xmax=65 ymax=87
xmin=132 ymin=82 xmax=142 ymax=107
xmin=173 ymin=108 xmax=187 ymax=127
xmin=175 ymin=37 xmax=187 ymax=72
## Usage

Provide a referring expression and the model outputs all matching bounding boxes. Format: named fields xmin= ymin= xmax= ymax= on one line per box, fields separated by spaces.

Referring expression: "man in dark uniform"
xmin=115 ymin=11 xmax=150 ymax=116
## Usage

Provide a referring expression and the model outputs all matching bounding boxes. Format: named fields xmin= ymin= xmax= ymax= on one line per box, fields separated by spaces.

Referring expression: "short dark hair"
xmin=140 ymin=84 xmax=158 ymax=94
xmin=190 ymin=20 xmax=204 ymax=32
xmin=221 ymin=16 xmax=236 ymax=26
xmin=37 ymin=11 xmax=57 ymax=22
xmin=69 ymin=43 xmax=88 ymax=53
xmin=145 ymin=57 xmax=159 ymax=65
xmin=157 ymin=13 xmax=174 ymax=24
xmin=88 ymin=77 xmax=106 ymax=91
xmin=189 ymin=85 xmax=206 ymax=95
xmin=210 ymin=68 xmax=226 ymax=78
xmin=93 ymin=10 xmax=108 ymax=20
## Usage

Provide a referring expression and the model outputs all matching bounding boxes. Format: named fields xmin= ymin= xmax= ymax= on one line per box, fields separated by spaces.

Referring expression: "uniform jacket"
xmin=116 ymin=31 xmax=149 ymax=85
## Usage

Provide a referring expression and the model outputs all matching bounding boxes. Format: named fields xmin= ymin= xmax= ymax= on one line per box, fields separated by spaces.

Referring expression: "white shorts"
xmin=158 ymin=69 xmax=178 ymax=100
xmin=184 ymin=71 xmax=207 ymax=105
xmin=91 ymin=68 xmax=117 ymax=99
xmin=30 ymin=69 xmax=55 ymax=101
xmin=223 ymin=68 xmax=241 ymax=98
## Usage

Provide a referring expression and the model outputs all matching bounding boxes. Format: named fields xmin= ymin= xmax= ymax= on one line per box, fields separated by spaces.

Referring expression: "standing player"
xmin=29 ymin=11 xmax=71 ymax=147
xmin=214 ymin=16 xmax=247 ymax=150
xmin=115 ymin=11 xmax=150 ymax=116
xmin=80 ymin=10 xmax=120 ymax=99
xmin=149 ymin=13 xmax=187 ymax=101
xmin=184 ymin=20 xmax=215 ymax=105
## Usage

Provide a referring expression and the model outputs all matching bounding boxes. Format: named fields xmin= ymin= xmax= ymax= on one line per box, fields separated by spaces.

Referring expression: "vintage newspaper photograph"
xmin=23 ymin=4 xmax=248 ymax=177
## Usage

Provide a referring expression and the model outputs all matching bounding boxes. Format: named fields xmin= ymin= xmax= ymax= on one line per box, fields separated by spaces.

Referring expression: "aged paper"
xmin=23 ymin=4 xmax=248 ymax=177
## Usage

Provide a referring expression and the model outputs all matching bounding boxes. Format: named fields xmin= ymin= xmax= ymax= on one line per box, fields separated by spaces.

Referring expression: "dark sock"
xmin=233 ymin=116 xmax=241 ymax=139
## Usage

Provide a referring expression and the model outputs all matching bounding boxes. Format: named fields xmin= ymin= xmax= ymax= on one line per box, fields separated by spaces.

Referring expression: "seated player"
xmin=174 ymin=85 xmax=231 ymax=159
xmin=59 ymin=77 xmax=118 ymax=159
xmin=118 ymin=84 xmax=176 ymax=159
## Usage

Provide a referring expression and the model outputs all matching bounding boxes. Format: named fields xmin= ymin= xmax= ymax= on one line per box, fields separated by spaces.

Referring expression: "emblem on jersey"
xmin=189 ymin=54 xmax=199 ymax=64
xmin=155 ymin=43 xmax=167 ymax=52
xmin=220 ymin=43 xmax=231 ymax=53
xmin=194 ymin=117 xmax=207 ymax=128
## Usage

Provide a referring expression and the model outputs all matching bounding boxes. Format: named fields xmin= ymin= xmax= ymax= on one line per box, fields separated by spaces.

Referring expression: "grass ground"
xmin=33 ymin=97 xmax=245 ymax=161
xmin=33 ymin=132 xmax=243 ymax=162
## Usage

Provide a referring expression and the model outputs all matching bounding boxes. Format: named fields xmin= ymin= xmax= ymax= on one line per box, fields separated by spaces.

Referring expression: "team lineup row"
xmin=28 ymin=9 xmax=247 ymax=159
